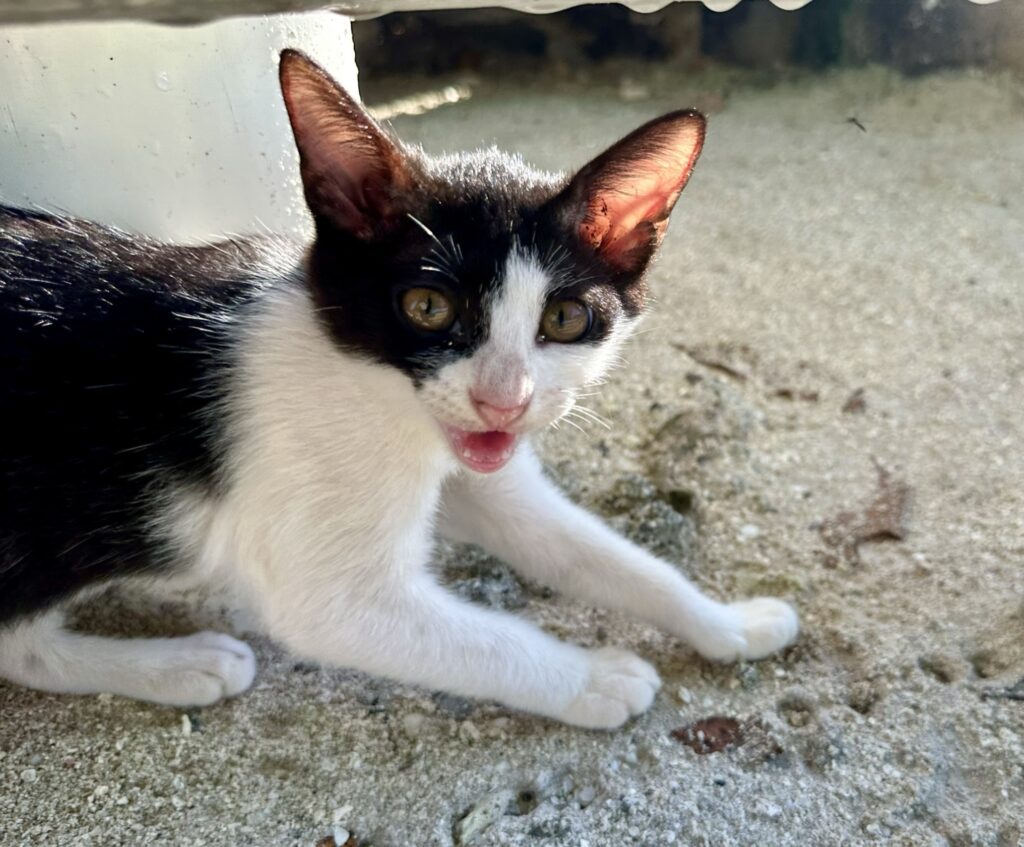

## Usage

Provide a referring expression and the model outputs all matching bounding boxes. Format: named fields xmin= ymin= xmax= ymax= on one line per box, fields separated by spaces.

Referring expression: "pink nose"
xmin=472 ymin=395 xmax=531 ymax=429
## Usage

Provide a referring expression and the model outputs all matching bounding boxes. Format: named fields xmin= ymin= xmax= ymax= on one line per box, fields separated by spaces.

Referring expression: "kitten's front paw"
xmin=559 ymin=648 xmax=661 ymax=730
xmin=691 ymin=598 xmax=799 ymax=662
xmin=729 ymin=598 xmax=799 ymax=659
xmin=137 ymin=631 xmax=257 ymax=707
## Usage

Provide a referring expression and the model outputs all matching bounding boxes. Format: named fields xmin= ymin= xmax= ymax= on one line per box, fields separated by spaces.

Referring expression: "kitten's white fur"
xmin=0 ymin=251 xmax=797 ymax=728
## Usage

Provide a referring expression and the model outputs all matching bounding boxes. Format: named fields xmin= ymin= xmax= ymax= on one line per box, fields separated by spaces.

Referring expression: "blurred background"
xmin=354 ymin=0 xmax=1024 ymax=82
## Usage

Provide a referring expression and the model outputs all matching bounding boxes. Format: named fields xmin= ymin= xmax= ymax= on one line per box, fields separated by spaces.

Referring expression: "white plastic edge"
xmin=334 ymin=0 xmax=1002 ymax=18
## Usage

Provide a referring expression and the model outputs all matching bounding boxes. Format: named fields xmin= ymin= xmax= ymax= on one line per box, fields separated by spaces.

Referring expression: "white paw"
xmin=559 ymin=648 xmax=661 ymax=730
xmin=691 ymin=598 xmax=799 ymax=662
xmin=135 ymin=631 xmax=257 ymax=707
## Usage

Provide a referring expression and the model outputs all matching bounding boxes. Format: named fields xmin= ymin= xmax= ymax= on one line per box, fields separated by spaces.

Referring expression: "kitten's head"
xmin=279 ymin=50 xmax=704 ymax=473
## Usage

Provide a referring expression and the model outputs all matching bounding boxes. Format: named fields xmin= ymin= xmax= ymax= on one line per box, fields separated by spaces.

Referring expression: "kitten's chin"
xmin=442 ymin=425 xmax=518 ymax=473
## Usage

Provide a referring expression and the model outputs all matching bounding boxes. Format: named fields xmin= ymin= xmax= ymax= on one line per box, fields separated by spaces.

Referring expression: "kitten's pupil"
xmin=401 ymin=287 xmax=454 ymax=332
xmin=541 ymin=299 xmax=590 ymax=344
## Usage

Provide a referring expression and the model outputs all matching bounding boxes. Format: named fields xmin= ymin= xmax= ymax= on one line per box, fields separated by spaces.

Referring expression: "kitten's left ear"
xmin=279 ymin=49 xmax=412 ymax=238
xmin=553 ymin=110 xmax=705 ymax=275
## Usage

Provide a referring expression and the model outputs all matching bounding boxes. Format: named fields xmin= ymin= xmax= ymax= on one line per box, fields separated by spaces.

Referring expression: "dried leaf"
xmin=671 ymin=716 xmax=743 ymax=754
xmin=672 ymin=342 xmax=752 ymax=382
xmin=820 ymin=462 xmax=911 ymax=564
xmin=772 ymin=387 xmax=819 ymax=402
xmin=841 ymin=388 xmax=867 ymax=414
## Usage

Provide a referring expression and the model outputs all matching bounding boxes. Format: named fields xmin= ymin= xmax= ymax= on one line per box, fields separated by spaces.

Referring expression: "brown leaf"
xmin=841 ymin=388 xmax=867 ymax=414
xmin=672 ymin=342 xmax=752 ymax=382
xmin=671 ymin=716 xmax=744 ymax=754
xmin=820 ymin=462 xmax=911 ymax=564
xmin=772 ymin=387 xmax=819 ymax=402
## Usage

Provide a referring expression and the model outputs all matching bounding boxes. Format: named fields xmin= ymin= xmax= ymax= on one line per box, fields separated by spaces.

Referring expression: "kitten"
xmin=0 ymin=50 xmax=797 ymax=729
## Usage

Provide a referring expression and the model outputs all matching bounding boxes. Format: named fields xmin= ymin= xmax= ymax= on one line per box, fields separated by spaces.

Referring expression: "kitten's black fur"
xmin=0 ymin=206 xmax=282 ymax=622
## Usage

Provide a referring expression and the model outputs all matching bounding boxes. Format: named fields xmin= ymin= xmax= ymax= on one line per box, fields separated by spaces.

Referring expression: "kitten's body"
xmin=0 ymin=206 xmax=289 ymax=621
xmin=0 ymin=52 xmax=797 ymax=727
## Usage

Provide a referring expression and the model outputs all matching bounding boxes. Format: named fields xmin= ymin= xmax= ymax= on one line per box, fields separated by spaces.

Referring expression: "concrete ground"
xmin=2 ymin=64 xmax=1023 ymax=846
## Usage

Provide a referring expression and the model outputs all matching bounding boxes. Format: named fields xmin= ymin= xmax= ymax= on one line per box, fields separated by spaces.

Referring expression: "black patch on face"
xmin=0 ymin=206 xmax=276 ymax=624
xmin=304 ymin=148 xmax=652 ymax=383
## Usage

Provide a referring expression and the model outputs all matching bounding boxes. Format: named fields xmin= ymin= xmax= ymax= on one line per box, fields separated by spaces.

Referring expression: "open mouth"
xmin=443 ymin=425 xmax=519 ymax=473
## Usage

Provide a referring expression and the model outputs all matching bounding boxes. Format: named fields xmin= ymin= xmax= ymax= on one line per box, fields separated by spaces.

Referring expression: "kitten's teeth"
xmin=463 ymin=449 xmax=473 ymax=459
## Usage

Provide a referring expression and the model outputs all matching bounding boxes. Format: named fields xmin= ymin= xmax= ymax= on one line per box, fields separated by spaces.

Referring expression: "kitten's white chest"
xmin=171 ymin=285 xmax=457 ymax=617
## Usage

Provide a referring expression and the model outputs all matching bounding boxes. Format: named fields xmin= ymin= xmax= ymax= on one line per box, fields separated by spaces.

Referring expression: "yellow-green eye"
xmin=540 ymin=299 xmax=591 ymax=343
xmin=401 ymin=287 xmax=455 ymax=332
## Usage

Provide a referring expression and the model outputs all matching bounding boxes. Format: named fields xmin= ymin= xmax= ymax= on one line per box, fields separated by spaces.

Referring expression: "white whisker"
xmin=571 ymin=405 xmax=611 ymax=429
xmin=559 ymin=415 xmax=587 ymax=434
xmin=420 ymin=264 xmax=460 ymax=284
xmin=406 ymin=213 xmax=444 ymax=248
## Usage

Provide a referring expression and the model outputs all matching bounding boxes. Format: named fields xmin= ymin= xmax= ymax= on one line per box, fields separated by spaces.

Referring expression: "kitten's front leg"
xmin=440 ymin=447 xmax=798 ymax=662
xmin=264 ymin=570 xmax=659 ymax=729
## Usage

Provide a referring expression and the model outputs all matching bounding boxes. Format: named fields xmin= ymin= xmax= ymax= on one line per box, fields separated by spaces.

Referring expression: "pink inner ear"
xmin=578 ymin=118 xmax=704 ymax=266
xmin=280 ymin=50 xmax=409 ymax=236
xmin=582 ymin=177 xmax=678 ymax=248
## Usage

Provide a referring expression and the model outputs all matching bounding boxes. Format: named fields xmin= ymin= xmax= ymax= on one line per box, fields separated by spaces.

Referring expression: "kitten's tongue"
xmin=444 ymin=426 xmax=518 ymax=473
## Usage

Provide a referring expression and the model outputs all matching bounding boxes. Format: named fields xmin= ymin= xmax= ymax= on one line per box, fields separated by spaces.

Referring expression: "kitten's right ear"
xmin=279 ymin=49 xmax=412 ymax=239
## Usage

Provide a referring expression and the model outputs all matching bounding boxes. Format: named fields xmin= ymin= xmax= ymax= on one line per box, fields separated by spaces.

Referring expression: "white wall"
xmin=0 ymin=12 xmax=356 ymax=242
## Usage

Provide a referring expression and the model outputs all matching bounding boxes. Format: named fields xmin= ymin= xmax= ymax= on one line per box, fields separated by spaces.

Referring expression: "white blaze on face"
xmin=417 ymin=245 xmax=637 ymax=442
xmin=472 ymin=249 xmax=551 ymax=410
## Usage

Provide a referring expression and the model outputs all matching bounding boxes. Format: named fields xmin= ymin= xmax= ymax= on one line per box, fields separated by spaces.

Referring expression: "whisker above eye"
xmin=420 ymin=264 xmax=461 ymax=284
xmin=406 ymin=213 xmax=445 ymax=250
xmin=407 ymin=213 xmax=462 ymax=273
xmin=447 ymin=234 xmax=464 ymax=264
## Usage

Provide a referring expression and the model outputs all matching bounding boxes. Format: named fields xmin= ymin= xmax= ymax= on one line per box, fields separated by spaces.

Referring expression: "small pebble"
xmin=459 ymin=721 xmax=482 ymax=743
xmin=739 ymin=524 xmax=761 ymax=541
xmin=20 ymin=768 xmax=38 ymax=783
xmin=401 ymin=713 xmax=427 ymax=738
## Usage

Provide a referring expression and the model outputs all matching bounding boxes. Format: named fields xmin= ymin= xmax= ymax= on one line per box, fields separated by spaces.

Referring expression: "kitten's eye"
xmin=401 ymin=287 xmax=455 ymax=332
xmin=540 ymin=299 xmax=591 ymax=343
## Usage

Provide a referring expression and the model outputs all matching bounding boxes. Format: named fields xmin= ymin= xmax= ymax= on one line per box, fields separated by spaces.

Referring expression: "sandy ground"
xmin=2 ymin=65 xmax=1023 ymax=847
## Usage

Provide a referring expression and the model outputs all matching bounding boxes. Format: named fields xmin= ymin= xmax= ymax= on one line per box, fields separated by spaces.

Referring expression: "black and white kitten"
xmin=0 ymin=51 xmax=797 ymax=729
